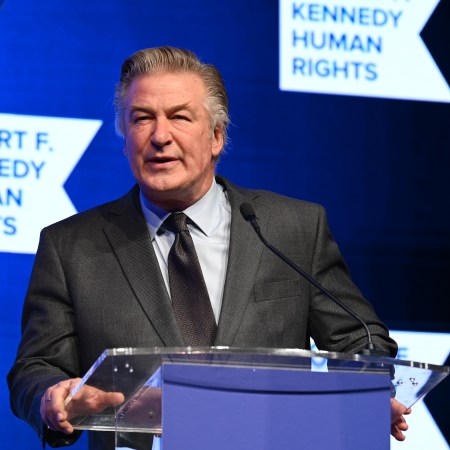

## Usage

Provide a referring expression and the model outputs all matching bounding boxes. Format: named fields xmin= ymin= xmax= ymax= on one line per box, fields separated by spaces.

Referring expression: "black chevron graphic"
xmin=424 ymin=351 xmax=450 ymax=445
xmin=420 ymin=0 xmax=450 ymax=87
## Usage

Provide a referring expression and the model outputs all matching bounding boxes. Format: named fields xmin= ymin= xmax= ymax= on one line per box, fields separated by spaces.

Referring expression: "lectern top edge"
xmin=100 ymin=346 xmax=449 ymax=373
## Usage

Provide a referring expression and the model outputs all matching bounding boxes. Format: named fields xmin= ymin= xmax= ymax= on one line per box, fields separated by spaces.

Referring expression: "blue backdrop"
xmin=1 ymin=1 xmax=449 ymax=448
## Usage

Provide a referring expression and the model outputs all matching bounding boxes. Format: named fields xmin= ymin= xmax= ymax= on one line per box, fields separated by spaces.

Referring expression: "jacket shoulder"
xmin=218 ymin=175 xmax=325 ymax=218
xmin=42 ymin=185 xmax=139 ymax=235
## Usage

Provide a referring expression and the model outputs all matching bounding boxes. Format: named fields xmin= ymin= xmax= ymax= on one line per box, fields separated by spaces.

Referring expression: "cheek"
xmin=189 ymin=147 xmax=212 ymax=169
xmin=189 ymin=135 xmax=216 ymax=163
xmin=125 ymin=134 xmax=145 ymax=157
xmin=124 ymin=144 xmax=143 ymax=173
xmin=127 ymin=125 xmax=149 ymax=145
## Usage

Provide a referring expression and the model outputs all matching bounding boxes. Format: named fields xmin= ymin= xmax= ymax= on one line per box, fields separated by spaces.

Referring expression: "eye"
xmin=173 ymin=114 xmax=190 ymax=121
xmin=131 ymin=115 xmax=154 ymax=126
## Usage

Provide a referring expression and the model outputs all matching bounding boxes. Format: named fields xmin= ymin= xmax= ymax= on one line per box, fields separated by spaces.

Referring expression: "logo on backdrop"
xmin=0 ymin=113 xmax=102 ymax=254
xmin=279 ymin=0 xmax=450 ymax=103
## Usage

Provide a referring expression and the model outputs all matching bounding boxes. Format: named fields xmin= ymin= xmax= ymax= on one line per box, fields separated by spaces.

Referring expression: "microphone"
xmin=240 ymin=202 xmax=377 ymax=355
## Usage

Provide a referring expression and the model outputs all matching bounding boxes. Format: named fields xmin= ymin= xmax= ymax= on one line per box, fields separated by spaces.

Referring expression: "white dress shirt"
xmin=140 ymin=179 xmax=231 ymax=324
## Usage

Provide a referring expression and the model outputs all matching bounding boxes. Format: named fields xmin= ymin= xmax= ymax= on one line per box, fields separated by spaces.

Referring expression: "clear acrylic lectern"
xmin=65 ymin=347 xmax=449 ymax=450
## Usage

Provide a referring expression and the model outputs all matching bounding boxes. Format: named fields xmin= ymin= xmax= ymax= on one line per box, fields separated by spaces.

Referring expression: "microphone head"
xmin=240 ymin=203 xmax=256 ymax=221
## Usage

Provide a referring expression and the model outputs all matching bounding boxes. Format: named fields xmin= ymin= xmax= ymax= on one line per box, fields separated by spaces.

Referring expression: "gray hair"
xmin=114 ymin=46 xmax=230 ymax=149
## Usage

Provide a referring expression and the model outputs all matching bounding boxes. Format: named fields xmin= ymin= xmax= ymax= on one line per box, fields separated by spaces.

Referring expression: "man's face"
xmin=123 ymin=71 xmax=224 ymax=211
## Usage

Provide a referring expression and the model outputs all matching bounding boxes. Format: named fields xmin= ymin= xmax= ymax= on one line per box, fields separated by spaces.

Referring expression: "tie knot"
xmin=164 ymin=212 xmax=189 ymax=234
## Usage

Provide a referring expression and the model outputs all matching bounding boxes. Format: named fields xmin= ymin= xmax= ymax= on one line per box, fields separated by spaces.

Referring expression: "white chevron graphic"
xmin=0 ymin=113 xmax=102 ymax=254
xmin=280 ymin=0 xmax=450 ymax=103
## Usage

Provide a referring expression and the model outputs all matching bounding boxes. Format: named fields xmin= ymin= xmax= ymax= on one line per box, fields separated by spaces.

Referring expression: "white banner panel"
xmin=0 ymin=114 xmax=102 ymax=254
xmin=279 ymin=0 xmax=450 ymax=103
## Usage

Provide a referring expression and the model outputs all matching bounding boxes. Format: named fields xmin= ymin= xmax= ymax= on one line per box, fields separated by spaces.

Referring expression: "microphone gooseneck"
xmin=239 ymin=202 xmax=377 ymax=354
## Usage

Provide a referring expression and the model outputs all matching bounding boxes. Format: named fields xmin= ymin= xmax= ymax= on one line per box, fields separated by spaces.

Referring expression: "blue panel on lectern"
xmin=162 ymin=364 xmax=391 ymax=450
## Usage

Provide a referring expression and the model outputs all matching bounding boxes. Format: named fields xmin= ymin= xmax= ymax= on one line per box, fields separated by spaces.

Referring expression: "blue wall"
xmin=1 ymin=1 xmax=449 ymax=448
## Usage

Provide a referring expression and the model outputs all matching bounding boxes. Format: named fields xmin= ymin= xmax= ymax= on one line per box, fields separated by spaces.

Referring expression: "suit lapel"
xmin=101 ymin=180 xmax=269 ymax=348
xmin=215 ymin=178 xmax=270 ymax=345
xmin=103 ymin=187 xmax=184 ymax=346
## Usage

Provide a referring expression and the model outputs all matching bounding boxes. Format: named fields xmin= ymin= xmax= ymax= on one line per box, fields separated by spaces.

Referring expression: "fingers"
xmin=75 ymin=385 xmax=124 ymax=413
xmin=391 ymin=416 xmax=408 ymax=441
xmin=390 ymin=398 xmax=412 ymax=441
xmin=100 ymin=391 xmax=126 ymax=409
xmin=40 ymin=378 xmax=81 ymax=435
xmin=40 ymin=379 xmax=125 ymax=436
xmin=394 ymin=415 xmax=408 ymax=431
xmin=391 ymin=424 xmax=407 ymax=441
xmin=390 ymin=398 xmax=407 ymax=418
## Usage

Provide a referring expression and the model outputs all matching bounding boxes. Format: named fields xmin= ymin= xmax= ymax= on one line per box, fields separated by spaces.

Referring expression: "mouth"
xmin=147 ymin=156 xmax=178 ymax=166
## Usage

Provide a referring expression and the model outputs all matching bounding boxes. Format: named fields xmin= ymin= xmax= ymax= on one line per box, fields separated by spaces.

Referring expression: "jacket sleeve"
xmin=7 ymin=226 xmax=82 ymax=447
xmin=307 ymin=205 xmax=397 ymax=356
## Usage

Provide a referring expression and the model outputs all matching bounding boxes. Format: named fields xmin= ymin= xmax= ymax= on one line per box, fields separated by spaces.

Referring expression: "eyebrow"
xmin=129 ymin=102 xmax=194 ymax=117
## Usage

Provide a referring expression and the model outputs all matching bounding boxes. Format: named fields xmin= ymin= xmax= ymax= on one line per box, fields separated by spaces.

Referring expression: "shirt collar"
xmin=140 ymin=178 xmax=224 ymax=240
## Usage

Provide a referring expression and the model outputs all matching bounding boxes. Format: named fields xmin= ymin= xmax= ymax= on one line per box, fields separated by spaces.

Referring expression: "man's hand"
xmin=40 ymin=378 xmax=125 ymax=435
xmin=391 ymin=398 xmax=412 ymax=441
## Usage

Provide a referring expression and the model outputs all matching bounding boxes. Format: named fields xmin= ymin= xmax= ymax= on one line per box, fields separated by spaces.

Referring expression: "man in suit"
xmin=8 ymin=46 xmax=409 ymax=449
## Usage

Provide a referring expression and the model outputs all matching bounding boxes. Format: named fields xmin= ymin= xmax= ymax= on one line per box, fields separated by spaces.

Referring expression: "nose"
xmin=151 ymin=117 xmax=172 ymax=148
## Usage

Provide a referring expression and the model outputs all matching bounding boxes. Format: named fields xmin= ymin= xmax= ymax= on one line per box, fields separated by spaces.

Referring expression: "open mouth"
xmin=148 ymin=156 xmax=177 ymax=164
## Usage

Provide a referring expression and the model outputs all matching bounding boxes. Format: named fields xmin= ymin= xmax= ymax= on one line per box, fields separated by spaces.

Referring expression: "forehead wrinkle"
xmin=166 ymin=102 xmax=195 ymax=116
xmin=129 ymin=101 xmax=196 ymax=116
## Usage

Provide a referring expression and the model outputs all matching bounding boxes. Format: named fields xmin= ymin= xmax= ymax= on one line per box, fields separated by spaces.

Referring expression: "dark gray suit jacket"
xmin=8 ymin=176 xmax=396 ymax=449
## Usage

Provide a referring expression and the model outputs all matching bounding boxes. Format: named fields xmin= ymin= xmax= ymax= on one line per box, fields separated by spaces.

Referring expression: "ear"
xmin=123 ymin=141 xmax=128 ymax=156
xmin=211 ymin=126 xmax=224 ymax=158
